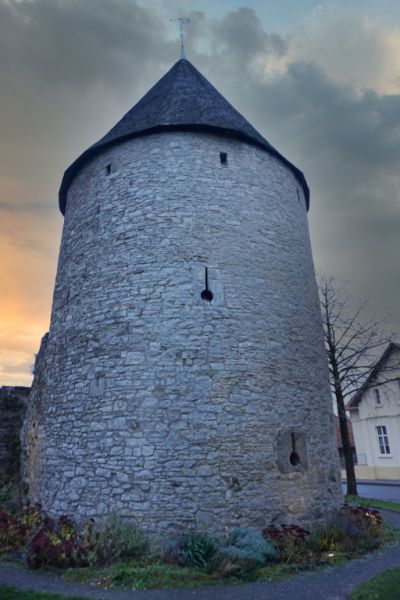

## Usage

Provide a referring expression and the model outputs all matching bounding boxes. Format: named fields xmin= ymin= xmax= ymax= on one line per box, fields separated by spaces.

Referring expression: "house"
xmin=347 ymin=342 xmax=400 ymax=480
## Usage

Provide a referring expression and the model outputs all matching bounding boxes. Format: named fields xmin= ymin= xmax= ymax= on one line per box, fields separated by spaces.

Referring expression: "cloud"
xmin=291 ymin=7 xmax=400 ymax=94
xmin=183 ymin=9 xmax=400 ymax=324
xmin=0 ymin=0 xmax=172 ymax=91
xmin=0 ymin=352 xmax=34 ymax=385
xmin=209 ymin=7 xmax=286 ymax=62
xmin=236 ymin=60 xmax=400 ymax=319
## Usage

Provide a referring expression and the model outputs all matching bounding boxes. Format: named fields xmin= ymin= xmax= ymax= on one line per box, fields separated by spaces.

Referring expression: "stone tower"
xmin=22 ymin=58 xmax=342 ymax=539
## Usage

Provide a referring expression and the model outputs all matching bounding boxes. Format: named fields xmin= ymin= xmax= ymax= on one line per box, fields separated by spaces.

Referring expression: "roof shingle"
xmin=59 ymin=58 xmax=310 ymax=214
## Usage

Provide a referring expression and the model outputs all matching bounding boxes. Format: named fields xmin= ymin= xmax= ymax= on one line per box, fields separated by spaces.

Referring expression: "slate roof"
xmin=347 ymin=342 xmax=400 ymax=410
xmin=59 ymin=58 xmax=310 ymax=214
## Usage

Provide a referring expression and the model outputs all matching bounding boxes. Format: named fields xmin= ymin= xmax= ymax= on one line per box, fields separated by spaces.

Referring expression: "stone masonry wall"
xmin=23 ymin=131 xmax=343 ymax=540
xmin=0 ymin=386 xmax=29 ymax=483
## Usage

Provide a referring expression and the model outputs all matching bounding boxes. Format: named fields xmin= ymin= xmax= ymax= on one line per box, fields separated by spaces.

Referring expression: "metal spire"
xmin=170 ymin=17 xmax=190 ymax=59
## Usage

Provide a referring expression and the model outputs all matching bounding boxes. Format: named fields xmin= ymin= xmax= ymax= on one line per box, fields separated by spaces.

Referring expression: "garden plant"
xmin=0 ymin=497 xmax=391 ymax=591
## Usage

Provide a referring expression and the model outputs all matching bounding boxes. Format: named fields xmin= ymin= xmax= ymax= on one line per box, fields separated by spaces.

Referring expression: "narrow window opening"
xmin=289 ymin=432 xmax=300 ymax=466
xmin=106 ymin=164 xmax=112 ymax=175
xmin=201 ymin=267 xmax=213 ymax=302
xmin=220 ymin=152 xmax=228 ymax=166
xmin=296 ymin=189 xmax=301 ymax=204
xmin=374 ymin=388 xmax=382 ymax=405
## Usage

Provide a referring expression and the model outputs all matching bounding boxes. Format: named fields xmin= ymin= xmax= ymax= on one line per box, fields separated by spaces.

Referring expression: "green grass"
xmin=64 ymin=556 xmax=311 ymax=589
xmin=350 ymin=568 xmax=400 ymax=599
xmin=64 ymin=559 xmax=223 ymax=590
xmin=0 ymin=585 xmax=89 ymax=600
xmin=346 ymin=496 xmax=400 ymax=513
xmin=63 ymin=551 xmax=352 ymax=591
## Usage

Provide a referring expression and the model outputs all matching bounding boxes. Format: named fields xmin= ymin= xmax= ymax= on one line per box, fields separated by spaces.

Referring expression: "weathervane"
xmin=170 ymin=17 xmax=190 ymax=59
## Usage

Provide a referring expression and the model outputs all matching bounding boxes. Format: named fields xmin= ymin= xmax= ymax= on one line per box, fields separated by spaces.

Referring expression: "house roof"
xmin=347 ymin=342 xmax=400 ymax=410
xmin=58 ymin=58 xmax=310 ymax=215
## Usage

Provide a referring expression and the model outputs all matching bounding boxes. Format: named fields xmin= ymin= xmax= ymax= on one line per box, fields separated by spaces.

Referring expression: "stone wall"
xmin=23 ymin=131 xmax=342 ymax=540
xmin=0 ymin=386 xmax=30 ymax=483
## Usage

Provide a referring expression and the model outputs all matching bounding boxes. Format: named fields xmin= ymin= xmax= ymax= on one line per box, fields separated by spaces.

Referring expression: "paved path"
xmin=342 ymin=481 xmax=400 ymax=501
xmin=1 ymin=510 xmax=400 ymax=600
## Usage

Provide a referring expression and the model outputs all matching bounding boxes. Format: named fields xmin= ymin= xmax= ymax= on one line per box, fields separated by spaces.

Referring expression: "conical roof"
xmin=59 ymin=58 xmax=309 ymax=214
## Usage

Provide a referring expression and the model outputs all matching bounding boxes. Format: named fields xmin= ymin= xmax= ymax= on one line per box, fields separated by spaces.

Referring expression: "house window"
xmin=220 ymin=152 xmax=228 ymax=165
xmin=374 ymin=388 xmax=382 ymax=405
xmin=376 ymin=425 xmax=391 ymax=455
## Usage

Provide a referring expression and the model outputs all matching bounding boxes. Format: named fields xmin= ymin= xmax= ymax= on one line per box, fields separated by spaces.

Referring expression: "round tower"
xmin=22 ymin=59 xmax=342 ymax=539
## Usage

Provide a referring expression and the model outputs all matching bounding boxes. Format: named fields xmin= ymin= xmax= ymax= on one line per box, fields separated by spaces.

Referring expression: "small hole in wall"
xmin=290 ymin=451 xmax=300 ymax=466
xmin=276 ymin=429 xmax=308 ymax=473
xmin=290 ymin=432 xmax=301 ymax=466
xmin=201 ymin=267 xmax=213 ymax=302
xmin=106 ymin=164 xmax=112 ymax=175
xmin=220 ymin=152 xmax=228 ymax=165
xmin=201 ymin=289 xmax=213 ymax=302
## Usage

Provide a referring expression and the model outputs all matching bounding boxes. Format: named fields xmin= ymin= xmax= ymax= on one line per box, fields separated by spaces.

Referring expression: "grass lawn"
xmin=62 ymin=553 xmax=348 ymax=590
xmin=346 ymin=496 xmax=400 ymax=514
xmin=350 ymin=568 xmax=400 ymax=599
xmin=64 ymin=559 xmax=224 ymax=590
xmin=0 ymin=585 xmax=89 ymax=600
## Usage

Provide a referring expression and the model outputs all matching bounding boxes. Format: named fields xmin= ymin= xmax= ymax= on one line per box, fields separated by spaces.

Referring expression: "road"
xmin=342 ymin=481 xmax=400 ymax=501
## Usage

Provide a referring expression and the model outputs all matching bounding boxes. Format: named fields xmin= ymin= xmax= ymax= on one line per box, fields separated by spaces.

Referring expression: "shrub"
xmin=219 ymin=527 xmax=277 ymax=576
xmin=1 ymin=506 xmax=147 ymax=569
xmin=308 ymin=505 xmax=383 ymax=556
xmin=85 ymin=512 xmax=147 ymax=566
xmin=342 ymin=504 xmax=382 ymax=537
xmin=163 ymin=531 xmax=219 ymax=570
xmin=163 ymin=535 xmax=188 ymax=567
xmin=0 ymin=505 xmax=41 ymax=553
xmin=185 ymin=532 xmax=219 ymax=569
xmin=27 ymin=515 xmax=88 ymax=568
xmin=263 ymin=524 xmax=310 ymax=563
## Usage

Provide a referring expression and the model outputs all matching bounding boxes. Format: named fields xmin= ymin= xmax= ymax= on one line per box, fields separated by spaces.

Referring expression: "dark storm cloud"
xmin=0 ymin=0 xmax=177 ymax=220
xmin=0 ymin=0 xmax=172 ymax=90
xmin=209 ymin=7 xmax=287 ymax=62
xmin=186 ymin=8 xmax=287 ymax=79
xmin=190 ymin=10 xmax=400 ymax=322
xmin=258 ymin=65 xmax=400 ymax=315
xmin=244 ymin=62 xmax=400 ymax=312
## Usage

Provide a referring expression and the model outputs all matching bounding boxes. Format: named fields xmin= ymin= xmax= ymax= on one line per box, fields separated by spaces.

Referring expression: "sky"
xmin=1 ymin=0 xmax=400 ymax=386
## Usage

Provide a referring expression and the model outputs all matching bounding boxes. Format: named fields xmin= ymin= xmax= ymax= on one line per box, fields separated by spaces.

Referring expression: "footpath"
xmin=1 ymin=510 xmax=400 ymax=600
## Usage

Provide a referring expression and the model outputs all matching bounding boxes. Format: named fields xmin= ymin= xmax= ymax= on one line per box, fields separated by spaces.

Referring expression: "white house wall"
xmin=351 ymin=347 xmax=400 ymax=480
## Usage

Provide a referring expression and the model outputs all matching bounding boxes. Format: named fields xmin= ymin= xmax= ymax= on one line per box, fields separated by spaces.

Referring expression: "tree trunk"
xmin=335 ymin=385 xmax=358 ymax=496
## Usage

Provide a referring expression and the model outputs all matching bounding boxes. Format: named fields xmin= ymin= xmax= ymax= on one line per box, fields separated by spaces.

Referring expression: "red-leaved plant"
xmin=28 ymin=515 xmax=90 ymax=568
xmin=262 ymin=524 xmax=310 ymax=563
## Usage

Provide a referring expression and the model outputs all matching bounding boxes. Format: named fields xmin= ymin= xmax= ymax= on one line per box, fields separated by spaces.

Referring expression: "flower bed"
xmin=0 ymin=502 xmax=389 ymax=590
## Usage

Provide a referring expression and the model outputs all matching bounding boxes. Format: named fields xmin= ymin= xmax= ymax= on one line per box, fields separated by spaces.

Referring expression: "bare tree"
xmin=319 ymin=276 xmax=394 ymax=496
